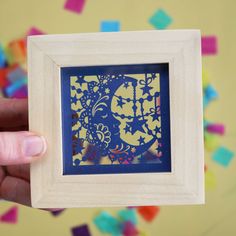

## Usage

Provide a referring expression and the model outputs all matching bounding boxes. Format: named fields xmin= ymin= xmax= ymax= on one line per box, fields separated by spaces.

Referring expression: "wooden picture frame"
xmin=28 ymin=30 xmax=204 ymax=208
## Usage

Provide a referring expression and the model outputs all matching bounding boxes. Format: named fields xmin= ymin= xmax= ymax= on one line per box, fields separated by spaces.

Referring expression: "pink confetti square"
xmin=206 ymin=123 xmax=225 ymax=135
xmin=0 ymin=206 xmax=18 ymax=224
xmin=64 ymin=0 xmax=86 ymax=14
xmin=201 ymin=36 xmax=218 ymax=55
xmin=27 ymin=27 xmax=45 ymax=36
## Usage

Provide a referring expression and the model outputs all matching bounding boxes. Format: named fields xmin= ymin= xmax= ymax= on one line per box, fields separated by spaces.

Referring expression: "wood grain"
xmin=28 ymin=30 xmax=204 ymax=208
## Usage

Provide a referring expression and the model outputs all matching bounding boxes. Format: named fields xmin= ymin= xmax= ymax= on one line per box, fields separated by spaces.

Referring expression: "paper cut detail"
xmin=71 ymin=73 xmax=161 ymax=165
xmin=62 ymin=64 xmax=171 ymax=174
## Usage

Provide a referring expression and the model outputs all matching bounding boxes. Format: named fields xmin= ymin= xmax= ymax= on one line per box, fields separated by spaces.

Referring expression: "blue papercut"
xmin=61 ymin=64 xmax=171 ymax=175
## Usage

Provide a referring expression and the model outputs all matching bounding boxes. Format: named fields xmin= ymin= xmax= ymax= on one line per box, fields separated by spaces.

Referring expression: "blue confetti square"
xmin=205 ymin=84 xmax=218 ymax=101
xmin=100 ymin=20 xmax=120 ymax=32
xmin=149 ymin=9 xmax=172 ymax=29
xmin=212 ymin=146 xmax=234 ymax=167
xmin=0 ymin=44 xmax=6 ymax=68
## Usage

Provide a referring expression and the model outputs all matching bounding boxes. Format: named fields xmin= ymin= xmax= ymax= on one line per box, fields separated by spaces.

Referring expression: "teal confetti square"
xmin=100 ymin=21 xmax=120 ymax=32
xmin=93 ymin=211 xmax=122 ymax=235
xmin=212 ymin=146 xmax=234 ymax=167
xmin=118 ymin=208 xmax=137 ymax=225
xmin=149 ymin=9 xmax=172 ymax=29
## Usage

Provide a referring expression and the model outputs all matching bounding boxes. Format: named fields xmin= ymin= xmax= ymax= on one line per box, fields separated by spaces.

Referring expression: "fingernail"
xmin=22 ymin=136 xmax=46 ymax=157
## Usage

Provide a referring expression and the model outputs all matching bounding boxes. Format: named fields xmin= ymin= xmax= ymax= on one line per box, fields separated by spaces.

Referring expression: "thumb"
xmin=0 ymin=131 xmax=46 ymax=165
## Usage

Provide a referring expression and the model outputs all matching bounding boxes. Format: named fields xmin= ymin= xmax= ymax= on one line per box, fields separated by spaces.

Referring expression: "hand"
xmin=0 ymin=98 xmax=46 ymax=207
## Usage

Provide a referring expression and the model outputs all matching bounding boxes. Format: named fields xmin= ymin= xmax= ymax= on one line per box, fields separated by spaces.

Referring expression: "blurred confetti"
xmin=201 ymin=36 xmax=218 ymax=56
xmin=212 ymin=146 xmax=234 ymax=167
xmin=149 ymin=9 xmax=172 ymax=29
xmin=100 ymin=20 xmax=120 ymax=32
xmin=137 ymin=206 xmax=160 ymax=223
xmin=71 ymin=224 xmax=91 ymax=236
xmin=64 ymin=0 xmax=86 ymax=15
xmin=0 ymin=206 xmax=18 ymax=224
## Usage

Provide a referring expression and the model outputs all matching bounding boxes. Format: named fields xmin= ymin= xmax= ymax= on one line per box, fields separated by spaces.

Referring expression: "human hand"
xmin=0 ymin=98 xmax=46 ymax=207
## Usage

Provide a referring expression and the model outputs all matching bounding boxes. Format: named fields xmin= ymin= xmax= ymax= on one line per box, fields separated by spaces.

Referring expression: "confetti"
xmin=205 ymin=170 xmax=216 ymax=190
xmin=64 ymin=0 xmax=86 ymax=14
xmin=100 ymin=20 xmax=120 ymax=32
xmin=7 ymin=66 xmax=26 ymax=83
xmin=118 ymin=208 xmax=137 ymax=225
xmin=149 ymin=9 xmax=172 ymax=29
xmin=212 ymin=146 xmax=234 ymax=167
xmin=5 ymin=77 xmax=27 ymax=97
xmin=0 ymin=206 xmax=18 ymax=224
xmin=0 ymin=44 xmax=6 ymax=68
xmin=50 ymin=209 xmax=65 ymax=217
xmin=205 ymin=84 xmax=218 ymax=101
xmin=137 ymin=206 xmax=160 ymax=222
xmin=71 ymin=224 xmax=91 ymax=236
xmin=27 ymin=27 xmax=45 ymax=36
xmin=206 ymin=123 xmax=225 ymax=135
xmin=202 ymin=69 xmax=209 ymax=89
xmin=122 ymin=221 xmax=139 ymax=236
xmin=201 ymin=36 xmax=218 ymax=55
xmin=203 ymin=119 xmax=211 ymax=128
xmin=94 ymin=211 xmax=121 ymax=235
xmin=6 ymin=39 xmax=26 ymax=65
xmin=0 ymin=68 xmax=9 ymax=88
xmin=204 ymin=132 xmax=220 ymax=152
xmin=11 ymin=85 xmax=27 ymax=98
xmin=203 ymin=94 xmax=210 ymax=109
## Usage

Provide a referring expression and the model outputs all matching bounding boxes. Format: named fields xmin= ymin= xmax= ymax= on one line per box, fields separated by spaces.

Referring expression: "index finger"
xmin=0 ymin=98 xmax=28 ymax=128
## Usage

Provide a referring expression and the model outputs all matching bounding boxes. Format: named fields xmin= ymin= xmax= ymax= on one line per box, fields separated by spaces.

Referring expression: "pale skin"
xmin=0 ymin=98 xmax=46 ymax=207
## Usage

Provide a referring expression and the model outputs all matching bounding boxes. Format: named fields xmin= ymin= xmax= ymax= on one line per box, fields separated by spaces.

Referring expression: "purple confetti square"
xmin=64 ymin=0 xmax=86 ymax=14
xmin=50 ymin=209 xmax=65 ymax=216
xmin=71 ymin=224 xmax=91 ymax=236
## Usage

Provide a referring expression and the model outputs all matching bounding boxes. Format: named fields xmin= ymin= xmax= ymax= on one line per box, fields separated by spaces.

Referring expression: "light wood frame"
xmin=28 ymin=30 xmax=204 ymax=208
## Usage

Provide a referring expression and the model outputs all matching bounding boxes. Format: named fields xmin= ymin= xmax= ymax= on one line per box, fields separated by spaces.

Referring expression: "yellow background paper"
xmin=0 ymin=0 xmax=236 ymax=235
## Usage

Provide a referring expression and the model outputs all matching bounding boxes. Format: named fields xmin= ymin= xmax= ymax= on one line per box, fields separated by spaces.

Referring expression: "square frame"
xmin=28 ymin=30 xmax=204 ymax=208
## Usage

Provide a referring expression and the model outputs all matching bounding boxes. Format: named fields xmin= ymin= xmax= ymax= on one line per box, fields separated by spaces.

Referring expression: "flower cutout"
xmin=94 ymin=123 xmax=111 ymax=148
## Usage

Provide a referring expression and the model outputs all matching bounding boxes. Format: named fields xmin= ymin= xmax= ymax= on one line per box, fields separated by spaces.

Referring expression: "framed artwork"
xmin=28 ymin=30 xmax=204 ymax=208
